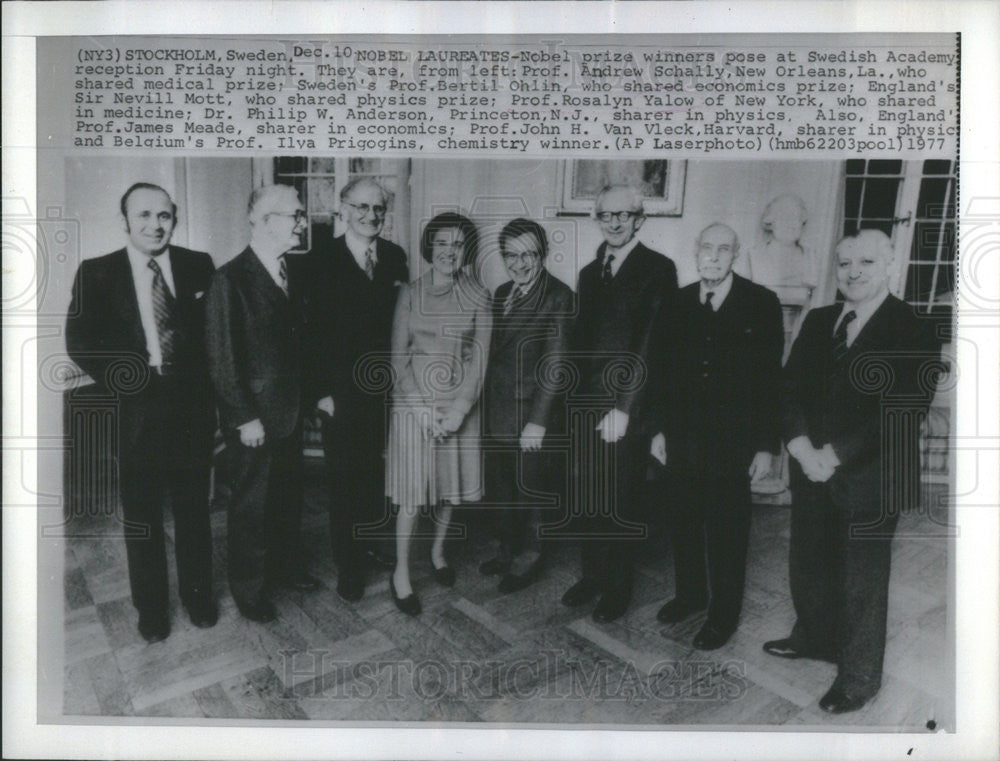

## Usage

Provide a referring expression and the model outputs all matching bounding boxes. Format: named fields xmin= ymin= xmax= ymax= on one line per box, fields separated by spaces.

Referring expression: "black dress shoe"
xmin=365 ymin=548 xmax=396 ymax=570
xmin=280 ymin=572 xmax=321 ymax=592
xmin=763 ymin=637 xmax=835 ymax=662
xmin=237 ymin=597 xmax=276 ymax=623
xmin=497 ymin=560 xmax=543 ymax=595
xmin=819 ymin=685 xmax=870 ymax=714
xmin=336 ymin=572 xmax=364 ymax=603
xmin=137 ymin=611 xmax=170 ymax=643
xmin=389 ymin=575 xmax=421 ymax=616
xmin=479 ymin=556 xmax=511 ymax=576
xmin=561 ymin=578 xmax=600 ymax=607
xmin=183 ymin=597 xmax=219 ymax=629
xmin=592 ymin=591 xmax=630 ymax=623
xmin=656 ymin=597 xmax=707 ymax=624
xmin=692 ymin=622 xmax=734 ymax=651
xmin=433 ymin=564 xmax=456 ymax=588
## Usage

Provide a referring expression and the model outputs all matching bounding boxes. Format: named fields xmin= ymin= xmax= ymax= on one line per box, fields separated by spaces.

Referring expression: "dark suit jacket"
xmin=66 ymin=246 xmax=215 ymax=445
xmin=652 ymin=274 xmax=784 ymax=477
xmin=302 ymin=235 xmax=409 ymax=408
xmin=205 ymin=246 xmax=305 ymax=439
xmin=573 ymin=241 xmax=677 ymax=427
xmin=484 ymin=270 xmax=576 ymax=439
xmin=782 ymin=294 xmax=939 ymax=513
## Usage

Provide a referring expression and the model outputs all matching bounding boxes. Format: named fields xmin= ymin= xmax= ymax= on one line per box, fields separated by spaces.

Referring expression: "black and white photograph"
xmin=4 ymin=5 xmax=999 ymax=761
xmin=37 ymin=153 xmax=956 ymax=725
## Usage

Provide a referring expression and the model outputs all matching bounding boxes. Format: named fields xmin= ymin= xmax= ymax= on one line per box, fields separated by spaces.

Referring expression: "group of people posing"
xmin=66 ymin=177 xmax=938 ymax=716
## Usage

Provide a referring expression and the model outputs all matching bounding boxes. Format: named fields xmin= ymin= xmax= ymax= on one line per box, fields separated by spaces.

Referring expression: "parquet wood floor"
xmin=59 ymin=464 xmax=952 ymax=729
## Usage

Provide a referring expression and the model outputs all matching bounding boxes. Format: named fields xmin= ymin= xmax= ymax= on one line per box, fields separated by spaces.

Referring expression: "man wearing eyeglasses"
xmin=303 ymin=177 xmax=409 ymax=602
xmin=205 ymin=184 xmax=319 ymax=623
xmin=561 ymin=184 xmax=678 ymax=623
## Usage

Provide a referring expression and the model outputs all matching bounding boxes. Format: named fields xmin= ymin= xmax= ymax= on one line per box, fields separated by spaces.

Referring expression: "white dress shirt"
xmin=699 ymin=272 xmax=734 ymax=311
xmin=344 ymin=229 xmax=377 ymax=274
xmin=252 ymin=246 xmax=286 ymax=291
xmin=127 ymin=245 xmax=176 ymax=367
xmin=602 ymin=236 xmax=641 ymax=277
xmin=836 ymin=288 xmax=889 ymax=347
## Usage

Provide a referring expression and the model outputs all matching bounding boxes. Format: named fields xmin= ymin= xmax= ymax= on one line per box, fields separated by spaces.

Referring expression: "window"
xmin=261 ymin=157 xmax=410 ymax=254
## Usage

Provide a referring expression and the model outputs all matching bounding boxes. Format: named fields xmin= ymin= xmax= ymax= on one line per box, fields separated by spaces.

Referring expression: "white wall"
xmin=410 ymin=158 xmax=843 ymax=293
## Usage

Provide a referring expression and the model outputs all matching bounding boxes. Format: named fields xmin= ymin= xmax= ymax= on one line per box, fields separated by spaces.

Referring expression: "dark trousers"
xmin=486 ymin=438 xmax=554 ymax=559
xmin=667 ymin=473 xmax=752 ymax=632
xmin=788 ymin=475 xmax=897 ymax=699
xmin=225 ymin=421 xmax=304 ymax=607
xmin=322 ymin=402 xmax=388 ymax=577
xmin=118 ymin=376 xmax=214 ymax=616
xmin=572 ymin=411 xmax=648 ymax=594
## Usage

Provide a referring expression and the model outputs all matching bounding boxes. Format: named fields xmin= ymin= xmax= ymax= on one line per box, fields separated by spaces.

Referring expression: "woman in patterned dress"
xmin=385 ymin=212 xmax=492 ymax=614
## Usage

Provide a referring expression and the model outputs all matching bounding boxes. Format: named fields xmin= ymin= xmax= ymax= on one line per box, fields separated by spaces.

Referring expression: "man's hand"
xmin=316 ymin=396 xmax=335 ymax=418
xmin=238 ymin=418 xmax=265 ymax=448
xmin=520 ymin=423 xmax=546 ymax=452
xmin=650 ymin=432 xmax=667 ymax=466
xmin=596 ymin=409 xmax=629 ymax=444
xmin=787 ymin=436 xmax=835 ymax=482
xmin=748 ymin=451 xmax=773 ymax=482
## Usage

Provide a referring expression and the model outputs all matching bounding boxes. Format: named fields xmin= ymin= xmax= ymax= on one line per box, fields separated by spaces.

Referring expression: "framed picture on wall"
xmin=559 ymin=159 xmax=687 ymax=215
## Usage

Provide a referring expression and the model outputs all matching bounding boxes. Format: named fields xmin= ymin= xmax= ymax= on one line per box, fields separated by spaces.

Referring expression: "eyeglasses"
xmin=596 ymin=210 xmax=641 ymax=224
xmin=267 ymin=210 xmax=307 ymax=223
xmin=343 ymin=201 xmax=387 ymax=217
xmin=502 ymin=251 xmax=541 ymax=262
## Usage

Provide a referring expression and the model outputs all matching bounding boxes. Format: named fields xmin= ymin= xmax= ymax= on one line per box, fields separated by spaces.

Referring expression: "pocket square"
xmin=195 ymin=291 xmax=205 ymax=299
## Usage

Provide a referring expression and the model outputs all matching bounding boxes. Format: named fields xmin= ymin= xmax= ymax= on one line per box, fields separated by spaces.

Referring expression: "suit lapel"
xmin=241 ymin=247 xmax=287 ymax=307
xmin=846 ymin=295 xmax=897 ymax=359
xmin=111 ymin=249 xmax=147 ymax=352
xmin=169 ymin=247 xmax=194 ymax=299
xmin=494 ymin=272 xmax=550 ymax=351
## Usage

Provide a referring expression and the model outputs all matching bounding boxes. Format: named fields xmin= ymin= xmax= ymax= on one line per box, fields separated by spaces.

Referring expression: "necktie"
xmin=704 ymin=291 xmax=715 ymax=312
xmin=832 ymin=310 xmax=857 ymax=366
xmin=148 ymin=258 xmax=176 ymax=363
xmin=278 ymin=253 xmax=289 ymax=296
xmin=601 ymin=253 xmax=616 ymax=283
xmin=364 ymin=245 xmax=376 ymax=280
xmin=503 ymin=286 xmax=520 ymax=315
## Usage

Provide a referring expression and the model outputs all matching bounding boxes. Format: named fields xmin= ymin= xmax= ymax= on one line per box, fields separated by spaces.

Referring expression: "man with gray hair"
xmin=561 ymin=184 xmax=677 ymax=623
xmin=764 ymin=229 xmax=939 ymax=713
xmin=303 ymin=177 xmax=409 ymax=602
xmin=205 ymin=184 xmax=319 ymax=623
xmin=649 ymin=222 xmax=783 ymax=650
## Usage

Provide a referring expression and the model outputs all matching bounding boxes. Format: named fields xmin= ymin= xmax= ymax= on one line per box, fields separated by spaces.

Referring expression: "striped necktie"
xmin=601 ymin=253 xmax=615 ymax=283
xmin=148 ymin=257 xmax=176 ymax=363
xmin=364 ymin=245 xmax=376 ymax=280
xmin=832 ymin=310 xmax=857 ymax=366
xmin=278 ymin=253 xmax=289 ymax=296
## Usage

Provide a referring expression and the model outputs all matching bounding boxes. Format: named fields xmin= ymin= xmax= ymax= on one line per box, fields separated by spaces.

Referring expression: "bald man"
xmin=649 ymin=223 xmax=783 ymax=650
xmin=205 ymin=184 xmax=319 ymax=623
xmin=764 ymin=230 xmax=939 ymax=713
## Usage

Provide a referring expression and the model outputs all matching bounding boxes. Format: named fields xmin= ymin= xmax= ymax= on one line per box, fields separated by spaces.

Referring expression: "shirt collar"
xmin=127 ymin=244 xmax=172 ymax=275
xmin=700 ymin=272 xmax=734 ymax=309
xmin=344 ymin=229 xmax=376 ymax=267
xmin=839 ymin=287 xmax=890 ymax=333
xmin=249 ymin=245 xmax=285 ymax=285
xmin=604 ymin=236 xmax=640 ymax=261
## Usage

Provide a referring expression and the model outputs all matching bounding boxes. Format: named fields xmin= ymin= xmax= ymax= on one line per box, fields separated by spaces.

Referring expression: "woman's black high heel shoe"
xmin=390 ymin=573 xmax=421 ymax=616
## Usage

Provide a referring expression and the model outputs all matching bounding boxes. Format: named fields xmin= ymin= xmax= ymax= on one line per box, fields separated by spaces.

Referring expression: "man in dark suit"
xmin=764 ymin=229 xmax=939 ymax=713
xmin=649 ymin=223 xmax=784 ymax=650
xmin=205 ymin=184 xmax=319 ymax=623
xmin=66 ymin=183 xmax=217 ymax=642
xmin=480 ymin=218 xmax=575 ymax=593
xmin=561 ymin=185 xmax=678 ymax=623
xmin=303 ymin=177 xmax=409 ymax=602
